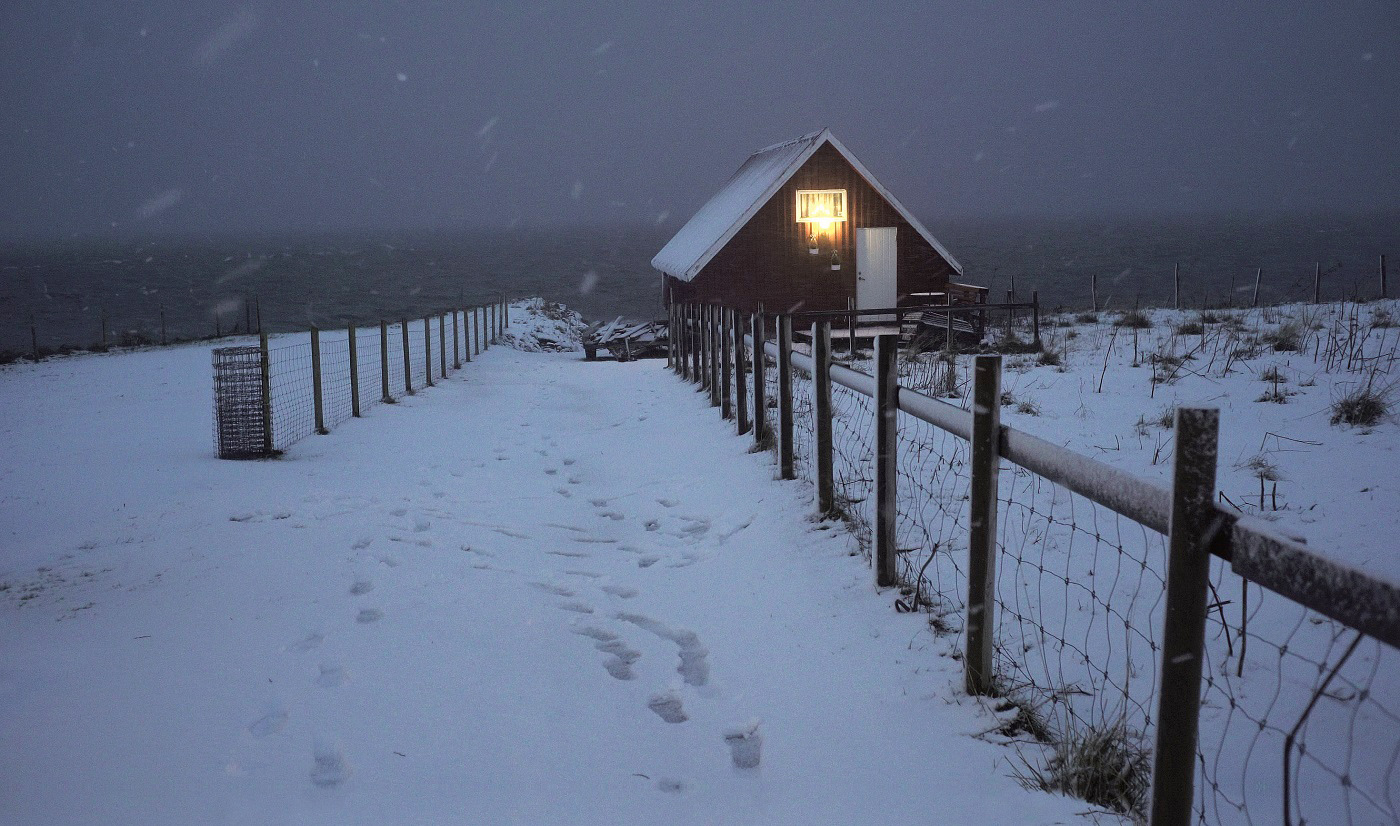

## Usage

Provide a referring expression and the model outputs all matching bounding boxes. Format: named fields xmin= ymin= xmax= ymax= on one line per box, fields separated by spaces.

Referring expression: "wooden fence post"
xmin=1005 ymin=289 xmax=1014 ymax=340
xmin=259 ymin=332 xmax=273 ymax=453
xmin=310 ymin=326 xmax=327 ymax=434
xmin=467 ymin=307 xmax=474 ymax=355
xmin=676 ymin=304 xmax=686 ymax=376
xmin=1148 ymin=406 xmax=1220 ymax=826
xmin=874 ymin=333 xmax=899 ymax=587
xmin=348 ymin=324 xmax=361 ymax=417
xmin=489 ymin=303 xmax=496 ymax=344
xmin=439 ymin=314 xmax=447 ymax=377
xmin=452 ymin=310 xmax=461 ymax=370
xmin=1031 ymin=290 xmax=1041 ymax=348
xmin=690 ymin=305 xmax=702 ymax=384
xmin=778 ymin=315 xmax=795 ymax=480
xmin=424 ymin=316 xmax=434 ymax=387
xmin=721 ymin=308 xmax=733 ymax=419
xmin=813 ymin=320 xmax=834 ymax=517
xmin=1252 ymin=268 xmax=1262 ymax=308
xmin=1314 ymin=261 xmax=1321 ymax=304
xmin=735 ymin=307 xmax=750 ymax=435
xmin=847 ymin=296 xmax=857 ymax=358
xmin=255 ymin=296 xmax=262 ymax=335
xmin=401 ymin=319 xmax=413 ymax=394
xmin=705 ymin=306 xmax=716 ymax=397
xmin=1173 ymin=263 xmax=1180 ymax=310
xmin=945 ymin=296 xmax=955 ymax=353
xmin=380 ymin=321 xmax=393 ymax=402
xmin=1091 ymin=273 xmax=1098 ymax=312
xmin=965 ymin=354 xmax=1002 ymax=694
xmin=752 ymin=311 xmax=767 ymax=446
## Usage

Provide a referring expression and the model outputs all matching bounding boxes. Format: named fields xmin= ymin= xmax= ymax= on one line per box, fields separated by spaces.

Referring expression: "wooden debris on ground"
xmin=583 ymin=317 xmax=668 ymax=361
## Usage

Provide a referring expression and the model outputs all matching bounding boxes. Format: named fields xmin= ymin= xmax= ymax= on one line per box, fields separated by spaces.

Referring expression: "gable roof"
xmin=652 ymin=128 xmax=963 ymax=282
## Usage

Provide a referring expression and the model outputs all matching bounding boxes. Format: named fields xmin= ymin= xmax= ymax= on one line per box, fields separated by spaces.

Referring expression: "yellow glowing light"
xmin=796 ymin=189 xmax=847 ymax=225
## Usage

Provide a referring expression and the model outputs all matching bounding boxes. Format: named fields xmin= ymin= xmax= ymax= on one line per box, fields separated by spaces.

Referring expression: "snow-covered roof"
xmin=652 ymin=128 xmax=963 ymax=282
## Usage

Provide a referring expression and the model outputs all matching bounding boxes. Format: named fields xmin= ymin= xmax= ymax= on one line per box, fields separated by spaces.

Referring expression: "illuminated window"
xmin=795 ymin=189 xmax=847 ymax=228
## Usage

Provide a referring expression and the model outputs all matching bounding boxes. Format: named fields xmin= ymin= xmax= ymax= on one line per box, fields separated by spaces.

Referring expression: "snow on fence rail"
xmin=212 ymin=300 xmax=507 ymax=456
xmin=671 ymin=301 xmax=1400 ymax=826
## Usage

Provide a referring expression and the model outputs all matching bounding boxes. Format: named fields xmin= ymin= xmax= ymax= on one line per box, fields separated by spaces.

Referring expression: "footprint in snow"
xmin=724 ymin=722 xmax=763 ymax=769
xmin=656 ymin=498 xmax=679 ymax=508
xmin=310 ymin=744 xmax=350 ymax=788
xmin=656 ymin=778 xmax=686 ymax=793
xmin=637 ymin=555 xmax=660 ymax=568
xmin=647 ymin=691 xmax=688 ymax=724
xmin=356 ymin=609 xmax=383 ymax=624
xmin=248 ymin=710 xmax=288 ymax=737
xmin=317 ymin=663 xmax=347 ymax=688
xmin=349 ymin=580 xmax=374 ymax=596
xmin=413 ymin=517 xmax=431 ymax=532
xmin=597 ymin=639 xmax=642 ymax=680
xmin=565 ymin=570 xmax=602 ymax=580
xmin=600 ymin=584 xmax=639 ymax=599
xmin=598 ymin=511 xmax=626 ymax=521
xmin=554 ymin=487 xmax=573 ymax=498
xmin=562 ymin=458 xmax=576 ymax=466
xmin=531 ymin=582 xmax=576 ymax=597
xmin=288 ymin=632 xmax=324 ymax=652
xmin=351 ymin=537 xmax=372 ymax=550
xmin=617 ymin=613 xmax=709 ymax=687
xmin=557 ymin=601 xmax=594 ymax=614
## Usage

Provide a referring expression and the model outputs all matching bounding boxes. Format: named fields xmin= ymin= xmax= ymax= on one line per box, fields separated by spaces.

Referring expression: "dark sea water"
xmin=1 ymin=212 xmax=1396 ymax=354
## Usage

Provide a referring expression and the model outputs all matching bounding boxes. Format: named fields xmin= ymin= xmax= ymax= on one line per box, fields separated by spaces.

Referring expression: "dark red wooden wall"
xmin=664 ymin=142 xmax=960 ymax=313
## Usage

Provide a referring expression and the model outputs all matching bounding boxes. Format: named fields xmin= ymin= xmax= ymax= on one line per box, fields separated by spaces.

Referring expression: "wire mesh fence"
xmin=678 ymin=302 xmax=1399 ymax=826
xmin=214 ymin=305 xmax=501 ymax=455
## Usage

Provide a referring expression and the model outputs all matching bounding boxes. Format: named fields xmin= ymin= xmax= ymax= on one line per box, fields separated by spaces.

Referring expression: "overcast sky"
xmin=2 ymin=1 xmax=1397 ymax=241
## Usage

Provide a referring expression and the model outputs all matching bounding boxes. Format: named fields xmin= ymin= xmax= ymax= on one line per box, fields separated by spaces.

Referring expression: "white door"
xmin=856 ymin=227 xmax=897 ymax=320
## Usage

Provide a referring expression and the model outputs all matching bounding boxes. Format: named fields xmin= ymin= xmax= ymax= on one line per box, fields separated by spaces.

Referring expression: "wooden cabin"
xmin=653 ymin=128 xmax=985 ymax=316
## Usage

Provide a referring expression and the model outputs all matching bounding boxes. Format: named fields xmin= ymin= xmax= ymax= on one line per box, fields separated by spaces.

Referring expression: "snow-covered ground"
xmin=0 ymin=327 xmax=1089 ymax=824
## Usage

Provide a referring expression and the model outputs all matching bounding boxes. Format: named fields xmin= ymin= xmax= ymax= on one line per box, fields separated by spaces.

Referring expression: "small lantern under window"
xmin=830 ymin=251 xmax=841 ymax=271
xmin=808 ymin=233 xmax=818 ymax=254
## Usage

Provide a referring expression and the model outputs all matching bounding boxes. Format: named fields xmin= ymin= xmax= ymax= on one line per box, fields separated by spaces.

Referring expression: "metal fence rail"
xmin=670 ymin=301 xmax=1400 ymax=826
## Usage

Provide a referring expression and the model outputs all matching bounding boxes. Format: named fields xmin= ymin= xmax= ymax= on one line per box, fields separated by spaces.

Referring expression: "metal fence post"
xmin=380 ymin=321 xmax=393 ymax=402
xmin=813 ymin=320 xmax=834 ymax=517
xmin=735 ymin=308 xmax=750 ymax=435
xmin=310 ymin=326 xmax=327 ymax=434
xmin=259 ymin=332 xmax=273 ymax=453
xmin=401 ymin=319 xmax=413 ymax=394
xmin=965 ymin=354 xmax=1002 ymax=694
xmin=752 ymin=311 xmax=767 ymax=445
xmin=348 ymin=324 xmax=361 ymax=418
xmin=452 ymin=310 xmax=460 ymax=370
xmin=424 ymin=316 xmax=434 ymax=386
xmin=1148 ymin=406 xmax=1220 ymax=826
xmin=874 ymin=334 xmax=899 ymax=587
xmin=721 ymin=308 xmax=733 ymax=419
xmin=778 ymin=315 xmax=795 ymax=480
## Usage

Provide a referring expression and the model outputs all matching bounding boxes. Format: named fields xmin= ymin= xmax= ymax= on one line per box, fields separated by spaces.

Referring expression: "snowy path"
xmin=0 ymin=343 xmax=1085 ymax=825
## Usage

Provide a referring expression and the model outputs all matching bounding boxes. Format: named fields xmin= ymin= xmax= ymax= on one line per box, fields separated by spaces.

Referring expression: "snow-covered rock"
xmin=499 ymin=298 xmax=586 ymax=352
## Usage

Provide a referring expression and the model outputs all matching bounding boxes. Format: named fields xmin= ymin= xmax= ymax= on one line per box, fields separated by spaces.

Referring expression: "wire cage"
xmin=212 ymin=344 xmax=270 ymax=459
